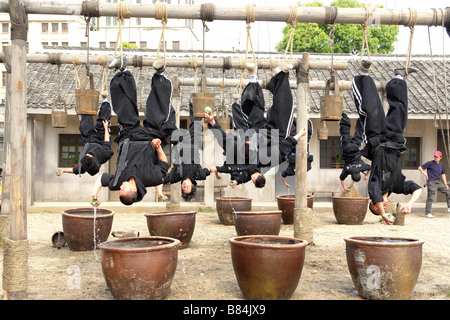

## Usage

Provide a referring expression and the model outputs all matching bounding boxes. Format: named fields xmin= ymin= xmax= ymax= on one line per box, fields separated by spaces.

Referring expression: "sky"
xmin=196 ymin=0 xmax=450 ymax=55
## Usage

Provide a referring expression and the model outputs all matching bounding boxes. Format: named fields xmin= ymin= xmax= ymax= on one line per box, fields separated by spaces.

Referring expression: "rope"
xmin=405 ymin=25 xmax=415 ymax=75
xmin=155 ymin=1 xmax=168 ymax=70
xmin=73 ymin=54 xmax=81 ymax=89
xmin=99 ymin=55 xmax=108 ymax=96
xmin=281 ymin=5 xmax=298 ymax=72
xmin=359 ymin=7 xmax=371 ymax=70
xmin=405 ymin=7 xmax=418 ymax=27
xmin=190 ymin=56 xmax=198 ymax=93
xmin=49 ymin=53 xmax=62 ymax=100
xmin=112 ymin=1 xmax=130 ymax=70
xmin=3 ymin=239 xmax=28 ymax=294
xmin=232 ymin=5 xmax=259 ymax=98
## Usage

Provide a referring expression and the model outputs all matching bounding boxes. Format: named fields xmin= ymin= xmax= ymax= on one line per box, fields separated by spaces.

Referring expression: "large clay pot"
xmin=62 ymin=208 xmax=114 ymax=251
xmin=332 ymin=197 xmax=369 ymax=225
xmin=234 ymin=211 xmax=282 ymax=236
xmin=145 ymin=211 xmax=196 ymax=249
xmin=99 ymin=237 xmax=180 ymax=300
xmin=276 ymin=194 xmax=314 ymax=225
xmin=229 ymin=235 xmax=308 ymax=300
xmin=345 ymin=236 xmax=424 ymax=300
xmin=216 ymin=197 xmax=252 ymax=225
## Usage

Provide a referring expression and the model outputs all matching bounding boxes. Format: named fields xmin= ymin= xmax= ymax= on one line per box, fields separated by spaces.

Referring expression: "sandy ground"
xmin=0 ymin=201 xmax=449 ymax=302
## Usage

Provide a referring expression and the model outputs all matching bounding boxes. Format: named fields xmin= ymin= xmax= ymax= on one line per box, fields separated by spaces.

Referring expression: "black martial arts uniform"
xmin=338 ymin=113 xmax=371 ymax=181
xmin=73 ymin=100 xmax=114 ymax=175
xmin=163 ymin=105 xmax=210 ymax=186
xmin=352 ymin=75 xmax=420 ymax=204
xmin=281 ymin=118 xmax=314 ymax=179
xmin=101 ymin=71 xmax=177 ymax=202
xmin=209 ymin=119 xmax=260 ymax=186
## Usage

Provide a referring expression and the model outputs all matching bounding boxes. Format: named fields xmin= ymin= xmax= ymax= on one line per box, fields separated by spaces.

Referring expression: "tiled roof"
xmin=19 ymin=51 xmax=450 ymax=116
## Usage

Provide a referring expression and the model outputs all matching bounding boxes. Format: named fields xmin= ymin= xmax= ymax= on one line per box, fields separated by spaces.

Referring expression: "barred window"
xmin=59 ymin=135 xmax=84 ymax=167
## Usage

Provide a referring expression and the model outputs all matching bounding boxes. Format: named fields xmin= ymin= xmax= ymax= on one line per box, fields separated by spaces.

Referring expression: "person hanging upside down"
xmin=338 ymin=113 xmax=371 ymax=192
xmin=91 ymin=55 xmax=178 ymax=206
xmin=280 ymin=118 xmax=314 ymax=189
xmin=162 ymin=101 xmax=212 ymax=201
xmin=57 ymin=97 xmax=113 ymax=177
xmin=353 ymin=60 xmax=422 ymax=224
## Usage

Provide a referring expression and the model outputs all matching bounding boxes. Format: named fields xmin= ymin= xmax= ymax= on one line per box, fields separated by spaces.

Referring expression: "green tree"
xmin=276 ymin=0 xmax=399 ymax=54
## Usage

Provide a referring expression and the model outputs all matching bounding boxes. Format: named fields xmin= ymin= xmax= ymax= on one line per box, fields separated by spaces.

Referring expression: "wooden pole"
xmin=293 ymin=53 xmax=314 ymax=244
xmin=168 ymin=75 xmax=181 ymax=209
xmin=3 ymin=0 xmax=28 ymax=299
xmin=0 ymin=45 xmax=11 ymax=240
xmin=0 ymin=1 xmax=447 ymax=27
xmin=0 ymin=52 xmax=349 ymax=71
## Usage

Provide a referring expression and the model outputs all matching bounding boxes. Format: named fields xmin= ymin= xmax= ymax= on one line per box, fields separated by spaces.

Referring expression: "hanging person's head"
xmin=351 ymin=172 xmax=361 ymax=183
xmin=181 ymin=178 xmax=197 ymax=202
xmin=251 ymin=171 xmax=266 ymax=188
xmin=81 ymin=154 xmax=101 ymax=176
xmin=119 ymin=179 xmax=138 ymax=206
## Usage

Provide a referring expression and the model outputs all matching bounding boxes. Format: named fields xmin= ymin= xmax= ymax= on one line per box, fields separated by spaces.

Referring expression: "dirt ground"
xmin=0 ymin=201 xmax=449 ymax=301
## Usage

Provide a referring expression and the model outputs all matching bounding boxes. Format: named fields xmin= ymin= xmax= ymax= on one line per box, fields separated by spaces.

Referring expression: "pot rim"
xmin=234 ymin=210 xmax=282 ymax=216
xmin=216 ymin=197 xmax=252 ymax=202
xmin=98 ymin=236 xmax=180 ymax=253
xmin=144 ymin=211 xmax=197 ymax=217
xmin=344 ymin=236 xmax=424 ymax=247
xmin=229 ymin=235 xmax=308 ymax=249
xmin=276 ymin=194 xmax=314 ymax=200
xmin=62 ymin=208 xmax=115 ymax=219
xmin=332 ymin=196 xmax=370 ymax=200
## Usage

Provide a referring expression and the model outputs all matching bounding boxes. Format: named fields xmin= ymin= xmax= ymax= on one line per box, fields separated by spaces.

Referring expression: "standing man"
xmin=418 ymin=151 xmax=450 ymax=218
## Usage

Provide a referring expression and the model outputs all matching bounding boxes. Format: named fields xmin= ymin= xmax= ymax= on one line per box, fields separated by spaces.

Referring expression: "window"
xmin=109 ymin=41 xmax=116 ymax=48
xmin=402 ymin=137 xmax=420 ymax=169
xmin=59 ymin=135 xmax=84 ymax=167
xmin=41 ymin=42 xmax=48 ymax=47
xmin=140 ymin=41 xmax=147 ymax=49
xmin=62 ymin=23 xmax=69 ymax=33
xmin=172 ymin=41 xmax=180 ymax=50
xmin=80 ymin=42 xmax=87 ymax=47
xmin=2 ymin=23 xmax=8 ymax=33
xmin=319 ymin=136 xmax=343 ymax=169
xmin=61 ymin=42 xmax=68 ymax=47
xmin=41 ymin=23 xmax=48 ymax=33
xmin=52 ymin=42 xmax=58 ymax=46
xmin=52 ymin=23 xmax=58 ymax=33
xmin=2 ymin=71 xmax=7 ymax=87
xmin=99 ymin=42 xmax=106 ymax=48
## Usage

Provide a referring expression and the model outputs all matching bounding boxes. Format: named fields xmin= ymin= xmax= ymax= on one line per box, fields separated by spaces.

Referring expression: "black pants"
xmin=339 ymin=113 xmax=364 ymax=163
xmin=79 ymin=101 xmax=111 ymax=144
xmin=110 ymin=71 xmax=177 ymax=145
xmin=352 ymin=76 xmax=408 ymax=149
xmin=265 ymin=71 xmax=295 ymax=141
xmin=232 ymin=82 xmax=266 ymax=132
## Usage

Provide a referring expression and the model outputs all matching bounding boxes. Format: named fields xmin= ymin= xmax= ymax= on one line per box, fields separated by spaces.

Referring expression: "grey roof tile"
xmin=22 ymin=53 xmax=450 ymax=117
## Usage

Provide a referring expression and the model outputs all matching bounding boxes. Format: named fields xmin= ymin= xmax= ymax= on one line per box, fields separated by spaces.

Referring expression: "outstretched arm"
xmin=91 ymin=176 xmax=103 ymax=207
xmin=103 ymin=120 xmax=110 ymax=142
xmin=56 ymin=168 xmax=74 ymax=176
xmin=152 ymin=138 xmax=168 ymax=163
xmin=401 ymin=188 xmax=423 ymax=214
